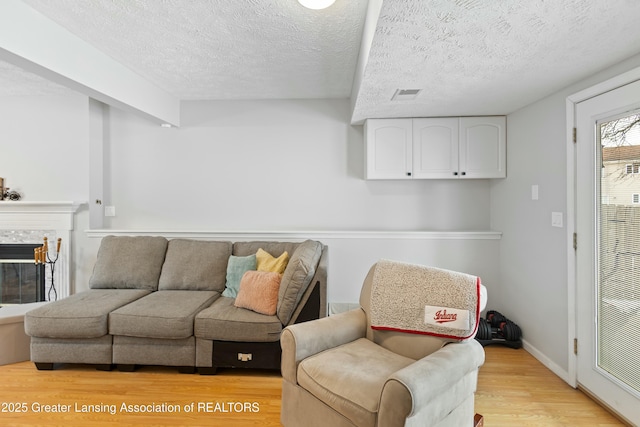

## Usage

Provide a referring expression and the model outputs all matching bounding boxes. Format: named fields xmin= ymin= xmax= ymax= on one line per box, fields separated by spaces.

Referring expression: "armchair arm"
xmin=281 ymin=308 xmax=367 ymax=383
xmin=378 ymin=339 xmax=485 ymax=427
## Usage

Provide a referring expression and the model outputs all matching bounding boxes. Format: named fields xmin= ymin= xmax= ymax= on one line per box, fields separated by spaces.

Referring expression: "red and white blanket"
xmin=370 ymin=260 xmax=480 ymax=340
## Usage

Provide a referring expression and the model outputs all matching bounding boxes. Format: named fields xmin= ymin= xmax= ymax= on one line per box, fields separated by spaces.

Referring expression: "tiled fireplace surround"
xmin=0 ymin=202 xmax=82 ymax=302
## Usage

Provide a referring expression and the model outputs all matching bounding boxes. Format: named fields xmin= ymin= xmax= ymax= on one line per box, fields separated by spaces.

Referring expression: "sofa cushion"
xmin=194 ymin=297 xmax=282 ymax=342
xmin=297 ymin=338 xmax=414 ymax=427
xmin=256 ymin=248 xmax=289 ymax=274
xmin=234 ymin=271 xmax=282 ymax=315
xmin=109 ymin=290 xmax=218 ymax=339
xmin=24 ymin=289 xmax=151 ymax=339
xmin=89 ymin=236 xmax=168 ymax=291
xmin=277 ymin=240 xmax=323 ymax=325
xmin=158 ymin=239 xmax=231 ymax=291
xmin=221 ymin=254 xmax=256 ymax=298
xmin=233 ymin=241 xmax=300 ymax=258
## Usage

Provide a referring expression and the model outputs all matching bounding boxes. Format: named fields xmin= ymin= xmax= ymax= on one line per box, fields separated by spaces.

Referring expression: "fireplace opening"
xmin=0 ymin=244 xmax=45 ymax=305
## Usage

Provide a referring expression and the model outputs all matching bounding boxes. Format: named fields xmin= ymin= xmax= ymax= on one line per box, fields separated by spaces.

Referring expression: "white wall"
xmin=491 ymin=52 xmax=640 ymax=378
xmin=76 ymin=98 xmax=500 ymax=302
xmin=0 ymin=94 xmax=89 ymax=201
xmin=103 ymin=99 xmax=492 ymax=231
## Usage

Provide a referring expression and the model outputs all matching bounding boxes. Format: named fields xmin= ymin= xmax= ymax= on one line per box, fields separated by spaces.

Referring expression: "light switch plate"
xmin=551 ymin=212 xmax=563 ymax=228
xmin=532 ymin=185 xmax=539 ymax=200
xmin=104 ymin=206 xmax=116 ymax=217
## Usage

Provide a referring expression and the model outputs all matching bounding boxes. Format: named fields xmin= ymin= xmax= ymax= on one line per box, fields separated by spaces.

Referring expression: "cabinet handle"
xmin=407 ymin=172 xmax=412 ymax=176
xmin=453 ymin=172 xmax=458 ymax=176
xmin=461 ymin=172 xmax=466 ymax=176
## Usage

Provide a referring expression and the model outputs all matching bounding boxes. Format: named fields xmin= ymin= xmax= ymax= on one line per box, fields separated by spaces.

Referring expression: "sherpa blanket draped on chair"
xmin=370 ymin=260 xmax=480 ymax=340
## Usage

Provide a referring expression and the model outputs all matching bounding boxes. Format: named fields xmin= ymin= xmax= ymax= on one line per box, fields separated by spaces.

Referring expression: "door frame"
xmin=566 ymin=66 xmax=640 ymax=388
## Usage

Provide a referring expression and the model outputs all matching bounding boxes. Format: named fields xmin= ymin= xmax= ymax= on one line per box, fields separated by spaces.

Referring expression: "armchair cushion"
xmin=280 ymin=308 xmax=367 ymax=383
xmin=297 ymin=338 xmax=413 ymax=427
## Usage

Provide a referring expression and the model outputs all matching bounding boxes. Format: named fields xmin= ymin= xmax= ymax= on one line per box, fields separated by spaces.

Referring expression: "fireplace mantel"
xmin=0 ymin=201 xmax=85 ymax=300
xmin=0 ymin=201 xmax=83 ymax=210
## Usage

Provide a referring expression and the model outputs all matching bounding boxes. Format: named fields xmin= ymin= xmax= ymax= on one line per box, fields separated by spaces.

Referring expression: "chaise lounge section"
xmin=24 ymin=235 xmax=327 ymax=373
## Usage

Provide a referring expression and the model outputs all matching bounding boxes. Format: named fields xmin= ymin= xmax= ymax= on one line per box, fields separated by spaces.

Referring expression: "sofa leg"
xmin=34 ymin=362 xmax=54 ymax=371
xmin=198 ymin=367 xmax=217 ymax=375
xmin=117 ymin=364 xmax=137 ymax=372
xmin=178 ymin=366 xmax=196 ymax=374
xmin=95 ymin=364 xmax=114 ymax=371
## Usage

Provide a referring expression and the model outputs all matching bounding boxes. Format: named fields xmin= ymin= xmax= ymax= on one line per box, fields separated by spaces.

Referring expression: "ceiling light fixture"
xmin=298 ymin=0 xmax=336 ymax=10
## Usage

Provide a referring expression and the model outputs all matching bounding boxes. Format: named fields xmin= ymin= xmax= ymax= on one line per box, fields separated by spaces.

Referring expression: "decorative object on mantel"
xmin=0 ymin=177 xmax=22 ymax=201
xmin=34 ymin=237 xmax=61 ymax=301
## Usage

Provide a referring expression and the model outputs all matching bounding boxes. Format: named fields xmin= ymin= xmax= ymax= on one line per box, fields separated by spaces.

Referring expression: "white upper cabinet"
xmin=365 ymin=116 xmax=506 ymax=179
xmin=412 ymin=118 xmax=459 ymax=178
xmin=364 ymin=119 xmax=413 ymax=179
xmin=459 ymin=116 xmax=506 ymax=179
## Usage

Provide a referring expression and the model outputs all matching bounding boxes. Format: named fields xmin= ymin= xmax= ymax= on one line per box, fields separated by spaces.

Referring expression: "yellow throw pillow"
xmin=256 ymin=248 xmax=289 ymax=274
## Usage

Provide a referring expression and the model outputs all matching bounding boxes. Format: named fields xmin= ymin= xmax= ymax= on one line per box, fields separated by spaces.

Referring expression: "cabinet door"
xmin=412 ymin=118 xmax=459 ymax=179
xmin=459 ymin=116 xmax=506 ymax=178
xmin=365 ymin=119 xmax=413 ymax=179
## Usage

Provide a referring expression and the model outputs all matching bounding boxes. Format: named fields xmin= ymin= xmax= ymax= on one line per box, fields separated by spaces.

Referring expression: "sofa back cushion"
xmin=158 ymin=239 xmax=232 ymax=291
xmin=277 ymin=240 xmax=323 ymax=325
xmin=89 ymin=236 xmax=168 ymax=291
xmin=233 ymin=241 xmax=300 ymax=259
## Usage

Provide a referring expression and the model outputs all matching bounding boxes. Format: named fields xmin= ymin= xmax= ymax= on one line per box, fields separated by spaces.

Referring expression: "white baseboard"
xmin=521 ymin=338 xmax=573 ymax=387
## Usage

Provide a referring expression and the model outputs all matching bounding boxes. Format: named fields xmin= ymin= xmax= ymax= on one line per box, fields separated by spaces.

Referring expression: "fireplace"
xmin=0 ymin=244 xmax=45 ymax=304
xmin=0 ymin=201 xmax=83 ymax=304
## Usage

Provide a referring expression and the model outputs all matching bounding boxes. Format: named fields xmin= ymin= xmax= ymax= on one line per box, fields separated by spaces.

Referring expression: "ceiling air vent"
xmin=391 ymin=89 xmax=422 ymax=101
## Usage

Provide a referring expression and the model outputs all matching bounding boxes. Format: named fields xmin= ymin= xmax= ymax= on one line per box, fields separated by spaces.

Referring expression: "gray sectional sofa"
xmin=24 ymin=236 xmax=327 ymax=373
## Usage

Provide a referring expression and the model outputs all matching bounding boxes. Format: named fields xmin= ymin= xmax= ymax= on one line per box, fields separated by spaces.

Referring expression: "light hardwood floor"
xmin=475 ymin=346 xmax=626 ymax=426
xmin=0 ymin=346 xmax=627 ymax=426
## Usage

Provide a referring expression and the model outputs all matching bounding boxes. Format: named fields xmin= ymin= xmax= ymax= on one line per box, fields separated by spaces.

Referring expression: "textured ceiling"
xmin=3 ymin=0 xmax=640 ymax=124
xmin=352 ymin=0 xmax=640 ymax=122
xmin=19 ymin=0 xmax=368 ymax=100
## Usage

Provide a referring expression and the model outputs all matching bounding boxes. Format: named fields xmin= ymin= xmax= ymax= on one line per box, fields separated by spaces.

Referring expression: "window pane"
xmin=598 ymin=112 xmax=640 ymax=394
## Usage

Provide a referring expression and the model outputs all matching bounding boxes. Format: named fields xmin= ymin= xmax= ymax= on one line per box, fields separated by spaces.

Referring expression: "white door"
xmin=412 ymin=118 xmax=458 ymax=179
xmin=576 ymin=79 xmax=640 ymax=425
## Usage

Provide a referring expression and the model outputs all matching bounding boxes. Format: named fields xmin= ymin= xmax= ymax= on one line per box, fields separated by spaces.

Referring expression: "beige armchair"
xmin=280 ymin=260 xmax=486 ymax=427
